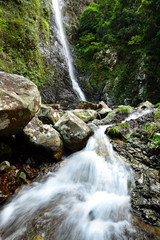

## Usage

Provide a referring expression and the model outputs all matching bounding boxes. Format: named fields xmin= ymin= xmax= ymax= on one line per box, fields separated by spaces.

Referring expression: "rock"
xmin=97 ymin=108 xmax=111 ymax=119
xmin=38 ymin=104 xmax=61 ymax=125
xmin=77 ymin=101 xmax=98 ymax=110
xmin=0 ymin=72 xmax=41 ymax=136
xmin=93 ymin=106 xmax=132 ymax=125
xmin=23 ymin=164 xmax=38 ymax=179
xmin=23 ymin=116 xmax=63 ymax=161
xmin=111 ymin=119 xmax=160 ymax=226
xmin=98 ymin=101 xmax=112 ymax=111
xmin=54 ymin=111 xmax=94 ymax=151
xmin=45 ymin=104 xmax=61 ymax=110
xmin=0 ymin=161 xmax=10 ymax=172
xmin=137 ymin=101 xmax=154 ymax=110
xmin=18 ymin=171 xmax=26 ymax=181
xmin=69 ymin=109 xmax=97 ymax=122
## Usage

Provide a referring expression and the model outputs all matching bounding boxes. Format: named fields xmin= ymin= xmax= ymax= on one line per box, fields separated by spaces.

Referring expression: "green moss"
xmin=142 ymin=122 xmax=160 ymax=138
xmin=0 ymin=0 xmax=51 ymax=88
xmin=117 ymin=122 xmax=129 ymax=128
xmin=115 ymin=106 xmax=132 ymax=114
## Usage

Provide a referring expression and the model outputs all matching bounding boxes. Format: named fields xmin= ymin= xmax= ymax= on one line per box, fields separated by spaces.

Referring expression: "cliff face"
xmin=0 ymin=0 xmax=90 ymax=109
xmin=1 ymin=0 xmax=159 ymax=108
xmin=75 ymin=0 xmax=160 ymax=106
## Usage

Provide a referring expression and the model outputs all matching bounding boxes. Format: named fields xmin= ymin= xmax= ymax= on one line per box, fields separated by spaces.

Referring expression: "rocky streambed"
xmin=0 ymin=72 xmax=160 ymax=239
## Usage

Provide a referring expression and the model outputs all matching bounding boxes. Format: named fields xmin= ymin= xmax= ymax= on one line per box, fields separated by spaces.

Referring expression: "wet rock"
xmin=23 ymin=116 xmax=64 ymax=161
xmin=112 ymin=134 xmax=160 ymax=225
xmin=54 ymin=111 xmax=94 ymax=151
xmin=0 ymin=161 xmax=10 ymax=172
xmin=98 ymin=101 xmax=112 ymax=111
xmin=69 ymin=109 xmax=97 ymax=122
xmin=0 ymin=72 xmax=41 ymax=136
xmin=97 ymin=108 xmax=111 ymax=119
xmin=18 ymin=171 xmax=26 ymax=182
xmin=23 ymin=164 xmax=38 ymax=179
xmin=137 ymin=101 xmax=154 ymax=110
xmin=38 ymin=104 xmax=61 ymax=125
xmin=93 ymin=106 xmax=132 ymax=126
xmin=77 ymin=100 xmax=98 ymax=110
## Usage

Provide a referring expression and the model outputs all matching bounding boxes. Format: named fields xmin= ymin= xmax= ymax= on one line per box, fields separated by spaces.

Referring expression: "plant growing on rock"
xmin=115 ymin=106 xmax=132 ymax=114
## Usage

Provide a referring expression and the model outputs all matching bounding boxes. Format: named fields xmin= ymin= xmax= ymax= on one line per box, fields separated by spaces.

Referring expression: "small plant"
xmin=108 ymin=112 xmax=113 ymax=117
xmin=142 ymin=122 xmax=160 ymax=138
xmin=117 ymin=122 xmax=129 ymax=128
xmin=150 ymin=133 xmax=160 ymax=150
xmin=115 ymin=106 xmax=131 ymax=114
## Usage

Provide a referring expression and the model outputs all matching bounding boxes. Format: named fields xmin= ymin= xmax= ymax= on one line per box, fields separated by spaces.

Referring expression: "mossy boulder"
xmin=23 ymin=116 xmax=63 ymax=161
xmin=93 ymin=105 xmax=132 ymax=125
xmin=54 ymin=111 xmax=94 ymax=151
xmin=0 ymin=72 xmax=41 ymax=136
xmin=69 ymin=109 xmax=97 ymax=122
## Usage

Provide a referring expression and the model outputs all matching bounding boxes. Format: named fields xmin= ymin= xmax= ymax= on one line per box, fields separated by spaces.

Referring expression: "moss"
xmin=117 ymin=122 xmax=129 ymax=128
xmin=0 ymin=0 xmax=51 ymax=88
xmin=115 ymin=106 xmax=132 ymax=114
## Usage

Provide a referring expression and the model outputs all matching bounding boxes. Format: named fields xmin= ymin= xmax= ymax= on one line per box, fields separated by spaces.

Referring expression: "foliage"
xmin=150 ymin=133 xmax=160 ymax=150
xmin=76 ymin=0 xmax=160 ymax=104
xmin=117 ymin=122 xmax=129 ymax=128
xmin=142 ymin=122 xmax=160 ymax=138
xmin=115 ymin=106 xmax=132 ymax=113
xmin=0 ymin=0 xmax=51 ymax=87
xmin=108 ymin=126 xmax=120 ymax=136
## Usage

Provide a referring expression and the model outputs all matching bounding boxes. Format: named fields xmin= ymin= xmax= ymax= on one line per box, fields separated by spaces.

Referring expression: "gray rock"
xmin=54 ymin=111 xmax=94 ymax=151
xmin=137 ymin=101 xmax=154 ymax=110
xmin=69 ymin=109 xmax=97 ymax=122
xmin=23 ymin=116 xmax=63 ymax=161
xmin=97 ymin=108 xmax=111 ymax=119
xmin=98 ymin=101 xmax=112 ymax=111
xmin=38 ymin=104 xmax=61 ymax=125
xmin=0 ymin=72 xmax=41 ymax=136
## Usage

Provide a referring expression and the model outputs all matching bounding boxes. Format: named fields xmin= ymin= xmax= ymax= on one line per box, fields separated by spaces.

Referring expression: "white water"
xmin=52 ymin=0 xmax=86 ymax=101
xmin=122 ymin=109 xmax=152 ymax=123
xmin=0 ymin=125 xmax=134 ymax=240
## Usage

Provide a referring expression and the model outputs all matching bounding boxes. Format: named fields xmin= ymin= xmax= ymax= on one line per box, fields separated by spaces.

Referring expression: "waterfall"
xmin=0 ymin=124 xmax=135 ymax=240
xmin=52 ymin=0 xmax=86 ymax=101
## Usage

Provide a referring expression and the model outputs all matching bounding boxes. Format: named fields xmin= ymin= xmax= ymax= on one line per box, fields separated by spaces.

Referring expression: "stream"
xmin=0 ymin=123 xmax=134 ymax=240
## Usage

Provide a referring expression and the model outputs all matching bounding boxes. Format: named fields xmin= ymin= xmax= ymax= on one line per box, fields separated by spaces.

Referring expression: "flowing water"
xmin=0 ymin=124 xmax=134 ymax=240
xmin=52 ymin=0 xmax=86 ymax=101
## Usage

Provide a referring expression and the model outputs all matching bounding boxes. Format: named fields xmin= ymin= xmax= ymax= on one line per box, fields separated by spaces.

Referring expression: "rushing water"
xmin=0 ymin=124 xmax=134 ymax=240
xmin=52 ymin=0 xmax=86 ymax=101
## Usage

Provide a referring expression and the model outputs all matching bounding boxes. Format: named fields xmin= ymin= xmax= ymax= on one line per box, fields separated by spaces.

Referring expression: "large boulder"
xmin=23 ymin=116 xmax=63 ymax=161
xmin=0 ymin=72 xmax=41 ymax=136
xmin=69 ymin=109 xmax=97 ymax=122
xmin=54 ymin=112 xmax=94 ymax=151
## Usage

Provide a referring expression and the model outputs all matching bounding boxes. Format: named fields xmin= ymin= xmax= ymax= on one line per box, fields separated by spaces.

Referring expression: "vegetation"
xmin=0 ymin=0 xmax=51 ymax=87
xmin=115 ymin=106 xmax=132 ymax=114
xmin=107 ymin=126 xmax=120 ymax=137
xmin=76 ymin=0 xmax=160 ymax=105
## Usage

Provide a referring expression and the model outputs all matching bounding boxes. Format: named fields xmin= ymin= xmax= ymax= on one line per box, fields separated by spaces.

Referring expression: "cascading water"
xmin=52 ymin=0 xmax=86 ymax=101
xmin=0 ymin=124 xmax=134 ymax=240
